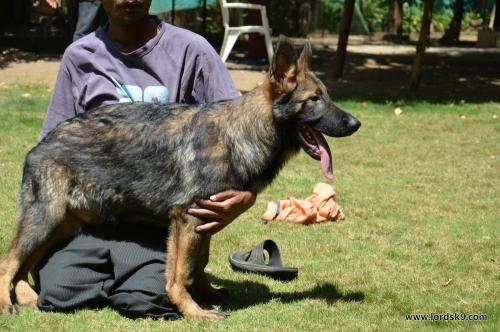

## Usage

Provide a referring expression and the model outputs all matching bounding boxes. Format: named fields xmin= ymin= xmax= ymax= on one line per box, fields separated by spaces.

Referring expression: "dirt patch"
xmin=326 ymin=44 xmax=500 ymax=103
xmin=0 ymin=47 xmax=61 ymax=86
xmin=0 ymin=60 xmax=60 ymax=86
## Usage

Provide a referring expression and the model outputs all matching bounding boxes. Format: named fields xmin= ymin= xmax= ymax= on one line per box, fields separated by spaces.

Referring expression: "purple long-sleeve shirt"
xmin=40 ymin=18 xmax=239 ymax=140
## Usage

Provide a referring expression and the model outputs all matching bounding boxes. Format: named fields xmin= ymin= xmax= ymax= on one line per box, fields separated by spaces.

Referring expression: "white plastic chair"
xmin=219 ymin=0 xmax=274 ymax=64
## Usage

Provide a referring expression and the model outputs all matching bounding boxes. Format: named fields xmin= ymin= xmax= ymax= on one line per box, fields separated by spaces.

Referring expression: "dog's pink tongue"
xmin=311 ymin=129 xmax=334 ymax=180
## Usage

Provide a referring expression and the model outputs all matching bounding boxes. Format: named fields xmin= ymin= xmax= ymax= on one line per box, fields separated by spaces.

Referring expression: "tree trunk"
xmin=440 ymin=0 xmax=464 ymax=44
xmin=311 ymin=0 xmax=321 ymax=32
xmin=386 ymin=1 xmax=404 ymax=37
xmin=410 ymin=0 xmax=435 ymax=89
xmin=494 ymin=0 xmax=500 ymax=28
xmin=332 ymin=0 xmax=356 ymax=79
xmin=394 ymin=1 xmax=403 ymax=36
xmin=386 ymin=2 xmax=395 ymax=33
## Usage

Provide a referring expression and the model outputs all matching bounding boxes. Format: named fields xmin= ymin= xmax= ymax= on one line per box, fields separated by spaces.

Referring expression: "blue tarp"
xmin=149 ymin=0 xmax=217 ymax=14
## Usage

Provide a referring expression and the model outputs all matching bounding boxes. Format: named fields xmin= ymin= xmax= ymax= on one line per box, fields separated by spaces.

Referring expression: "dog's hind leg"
xmin=166 ymin=206 xmax=227 ymax=320
xmin=0 ymin=238 xmax=23 ymax=314
xmin=0 ymin=203 xmax=83 ymax=314
xmin=0 ymin=165 xmax=80 ymax=315
xmin=193 ymin=236 xmax=229 ymax=303
xmin=11 ymin=214 xmax=84 ymax=310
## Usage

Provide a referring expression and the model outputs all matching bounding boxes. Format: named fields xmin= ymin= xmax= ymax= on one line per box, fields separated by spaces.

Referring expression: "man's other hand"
xmin=188 ymin=190 xmax=256 ymax=235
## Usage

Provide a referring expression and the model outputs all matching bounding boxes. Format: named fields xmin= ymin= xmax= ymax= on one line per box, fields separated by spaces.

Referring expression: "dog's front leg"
xmin=193 ymin=235 xmax=229 ymax=303
xmin=166 ymin=206 xmax=227 ymax=320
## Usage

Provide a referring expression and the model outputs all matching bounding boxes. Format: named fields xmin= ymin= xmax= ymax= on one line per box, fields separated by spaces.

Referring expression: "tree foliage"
xmin=265 ymin=0 xmax=495 ymax=36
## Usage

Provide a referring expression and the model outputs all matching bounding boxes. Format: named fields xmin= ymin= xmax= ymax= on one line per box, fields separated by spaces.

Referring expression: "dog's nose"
xmin=344 ymin=116 xmax=361 ymax=132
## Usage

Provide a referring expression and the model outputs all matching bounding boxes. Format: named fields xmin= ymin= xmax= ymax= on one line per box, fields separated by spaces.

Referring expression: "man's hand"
xmin=188 ymin=190 xmax=256 ymax=235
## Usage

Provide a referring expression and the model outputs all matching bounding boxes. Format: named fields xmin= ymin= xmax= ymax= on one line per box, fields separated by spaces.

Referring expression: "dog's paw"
xmin=204 ymin=310 xmax=229 ymax=320
xmin=0 ymin=303 xmax=17 ymax=315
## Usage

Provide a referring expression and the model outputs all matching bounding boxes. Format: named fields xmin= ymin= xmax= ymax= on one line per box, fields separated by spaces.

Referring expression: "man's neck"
xmin=107 ymin=16 xmax=159 ymax=52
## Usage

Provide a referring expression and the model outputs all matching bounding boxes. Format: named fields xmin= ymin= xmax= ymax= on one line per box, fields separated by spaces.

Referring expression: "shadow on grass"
xmin=0 ymin=47 xmax=61 ymax=70
xmin=316 ymin=47 xmax=500 ymax=104
xmin=209 ymin=275 xmax=364 ymax=312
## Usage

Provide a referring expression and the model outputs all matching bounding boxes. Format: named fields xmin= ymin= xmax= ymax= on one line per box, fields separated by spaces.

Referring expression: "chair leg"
xmin=220 ymin=28 xmax=229 ymax=59
xmin=260 ymin=7 xmax=274 ymax=65
xmin=220 ymin=30 xmax=240 ymax=63
xmin=264 ymin=30 xmax=274 ymax=65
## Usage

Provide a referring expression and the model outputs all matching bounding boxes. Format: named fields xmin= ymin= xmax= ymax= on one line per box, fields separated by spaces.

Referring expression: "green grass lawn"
xmin=0 ymin=84 xmax=498 ymax=331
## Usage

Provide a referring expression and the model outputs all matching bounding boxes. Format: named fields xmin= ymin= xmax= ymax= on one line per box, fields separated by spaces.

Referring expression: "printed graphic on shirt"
xmin=114 ymin=82 xmax=169 ymax=103
xmin=144 ymin=86 xmax=169 ymax=103
xmin=117 ymin=84 xmax=142 ymax=103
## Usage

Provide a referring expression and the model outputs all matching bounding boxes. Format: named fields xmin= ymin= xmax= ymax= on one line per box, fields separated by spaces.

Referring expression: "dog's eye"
xmin=309 ymin=95 xmax=320 ymax=102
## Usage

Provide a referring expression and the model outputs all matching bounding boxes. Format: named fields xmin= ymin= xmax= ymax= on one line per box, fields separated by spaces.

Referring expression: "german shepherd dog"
xmin=0 ymin=37 xmax=360 ymax=319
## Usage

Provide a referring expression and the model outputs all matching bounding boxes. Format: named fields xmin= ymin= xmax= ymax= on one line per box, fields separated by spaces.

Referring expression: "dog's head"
xmin=265 ymin=36 xmax=361 ymax=179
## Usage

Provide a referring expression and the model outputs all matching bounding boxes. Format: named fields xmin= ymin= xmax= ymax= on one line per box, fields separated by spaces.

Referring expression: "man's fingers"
xmin=187 ymin=208 xmax=220 ymax=219
xmin=195 ymin=221 xmax=221 ymax=234
xmin=208 ymin=190 xmax=237 ymax=202
xmin=193 ymin=199 xmax=226 ymax=211
xmin=194 ymin=197 xmax=236 ymax=211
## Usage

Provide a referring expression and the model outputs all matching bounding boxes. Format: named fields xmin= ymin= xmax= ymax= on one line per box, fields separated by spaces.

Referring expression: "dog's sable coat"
xmin=0 ymin=37 xmax=360 ymax=319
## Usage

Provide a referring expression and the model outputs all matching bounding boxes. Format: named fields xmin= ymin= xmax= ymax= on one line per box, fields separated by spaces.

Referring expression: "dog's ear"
xmin=269 ymin=35 xmax=297 ymax=93
xmin=297 ymin=40 xmax=312 ymax=74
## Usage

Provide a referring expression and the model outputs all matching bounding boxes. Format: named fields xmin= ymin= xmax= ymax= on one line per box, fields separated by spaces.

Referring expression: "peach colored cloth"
xmin=261 ymin=183 xmax=345 ymax=224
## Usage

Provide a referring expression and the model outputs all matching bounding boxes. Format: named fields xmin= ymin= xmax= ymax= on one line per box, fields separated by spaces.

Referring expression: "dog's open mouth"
xmin=298 ymin=125 xmax=333 ymax=180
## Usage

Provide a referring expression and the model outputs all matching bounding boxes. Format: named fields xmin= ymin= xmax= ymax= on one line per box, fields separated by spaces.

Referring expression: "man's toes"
xmin=15 ymin=280 xmax=39 ymax=309
xmin=22 ymin=300 xmax=38 ymax=309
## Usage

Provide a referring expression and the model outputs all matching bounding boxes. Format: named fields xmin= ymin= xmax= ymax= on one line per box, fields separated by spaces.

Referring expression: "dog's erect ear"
xmin=297 ymin=40 xmax=312 ymax=73
xmin=269 ymin=35 xmax=297 ymax=93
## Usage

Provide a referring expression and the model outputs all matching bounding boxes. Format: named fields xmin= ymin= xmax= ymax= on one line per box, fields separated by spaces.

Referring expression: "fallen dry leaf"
xmin=442 ymin=278 xmax=453 ymax=287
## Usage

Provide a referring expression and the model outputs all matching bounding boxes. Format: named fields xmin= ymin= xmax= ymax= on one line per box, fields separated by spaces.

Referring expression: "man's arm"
xmin=39 ymin=59 xmax=78 ymax=140
xmin=191 ymin=39 xmax=240 ymax=103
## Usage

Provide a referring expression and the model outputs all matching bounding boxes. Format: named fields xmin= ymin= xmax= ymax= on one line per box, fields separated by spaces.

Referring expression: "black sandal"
xmin=228 ymin=240 xmax=298 ymax=281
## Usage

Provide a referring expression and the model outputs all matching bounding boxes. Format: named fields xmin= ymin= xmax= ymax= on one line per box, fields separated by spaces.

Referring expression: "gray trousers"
xmin=35 ymin=224 xmax=179 ymax=319
xmin=66 ymin=0 xmax=107 ymax=41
